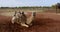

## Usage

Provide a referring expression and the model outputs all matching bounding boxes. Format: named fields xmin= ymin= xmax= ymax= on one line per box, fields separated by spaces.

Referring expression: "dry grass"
xmin=0 ymin=13 xmax=60 ymax=32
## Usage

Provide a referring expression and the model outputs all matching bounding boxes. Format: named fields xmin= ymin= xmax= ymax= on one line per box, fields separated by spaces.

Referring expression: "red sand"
xmin=0 ymin=13 xmax=60 ymax=32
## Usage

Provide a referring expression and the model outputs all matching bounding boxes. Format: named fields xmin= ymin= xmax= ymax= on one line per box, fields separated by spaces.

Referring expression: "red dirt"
xmin=0 ymin=13 xmax=60 ymax=32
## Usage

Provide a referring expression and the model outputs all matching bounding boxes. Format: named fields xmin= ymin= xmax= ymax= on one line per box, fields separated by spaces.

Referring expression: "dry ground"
xmin=0 ymin=12 xmax=60 ymax=32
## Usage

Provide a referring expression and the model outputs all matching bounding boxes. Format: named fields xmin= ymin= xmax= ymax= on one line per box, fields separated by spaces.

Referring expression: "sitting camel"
xmin=11 ymin=11 xmax=36 ymax=27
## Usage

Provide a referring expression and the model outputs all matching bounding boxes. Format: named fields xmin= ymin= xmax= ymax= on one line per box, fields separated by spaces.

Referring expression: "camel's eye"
xmin=14 ymin=15 xmax=16 ymax=16
xmin=19 ymin=13 xmax=21 ymax=14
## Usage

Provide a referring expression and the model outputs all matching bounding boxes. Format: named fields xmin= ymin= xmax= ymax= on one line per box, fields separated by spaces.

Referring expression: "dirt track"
xmin=0 ymin=13 xmax=60 ymax=32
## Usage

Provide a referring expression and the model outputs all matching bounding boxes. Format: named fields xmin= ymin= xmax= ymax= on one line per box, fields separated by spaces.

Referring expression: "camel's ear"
xmin=15 ymin=11 xmax=17 ymax=14
xmin=19 ymin=11 xmax=22 ymax=14
xmin=14 ymin=11 xmax=17 ymax=16
xmin=33 ymin=12 xmax=36 ymax=17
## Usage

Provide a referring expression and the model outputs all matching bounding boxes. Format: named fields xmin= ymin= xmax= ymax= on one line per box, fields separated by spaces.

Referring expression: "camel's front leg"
xmin=11 ymin=17 xmax=16 ymax=24
xmin=20 ymin=23 xmax=29 ymax=27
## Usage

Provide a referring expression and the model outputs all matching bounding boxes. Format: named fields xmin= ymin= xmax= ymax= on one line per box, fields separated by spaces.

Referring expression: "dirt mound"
xmin=0 ymin=13 xmax=60 ymax=32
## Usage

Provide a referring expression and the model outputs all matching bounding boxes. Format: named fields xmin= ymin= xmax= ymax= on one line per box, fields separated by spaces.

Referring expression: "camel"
xmin=11 ymin=11 xmax=36 ymax=27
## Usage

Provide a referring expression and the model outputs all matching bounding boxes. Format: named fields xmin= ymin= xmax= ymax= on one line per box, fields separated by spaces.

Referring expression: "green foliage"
xmin=51 ymin=3 xmax=60 ymax=9
xmin=51 ymin=4 xmax=57 ymax=8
